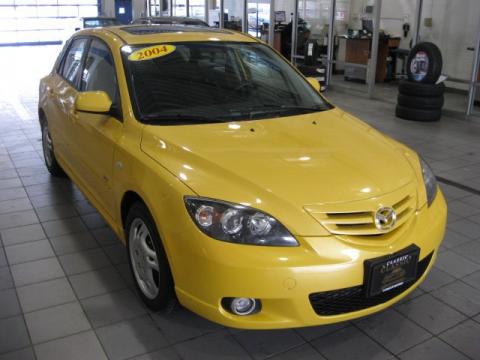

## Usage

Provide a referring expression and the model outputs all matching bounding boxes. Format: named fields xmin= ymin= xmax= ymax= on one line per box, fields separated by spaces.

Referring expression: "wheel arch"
xmin=120 ymin=190 xmax=146 ymax=229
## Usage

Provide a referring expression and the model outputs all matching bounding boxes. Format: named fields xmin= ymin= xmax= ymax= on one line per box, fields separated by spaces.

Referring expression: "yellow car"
xmin=39 ymin=25 xmax=447 ymax=329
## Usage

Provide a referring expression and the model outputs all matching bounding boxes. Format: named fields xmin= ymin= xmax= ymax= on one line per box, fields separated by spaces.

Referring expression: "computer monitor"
xmin=362 ymin=19 xmax=373 ymax=33
xmin=274 ymin=11 xmax=286 ymax=23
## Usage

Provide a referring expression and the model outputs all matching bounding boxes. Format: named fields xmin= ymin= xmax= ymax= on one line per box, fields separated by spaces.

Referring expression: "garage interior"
xmin=0 ymin=0 xmax=480 ymax=359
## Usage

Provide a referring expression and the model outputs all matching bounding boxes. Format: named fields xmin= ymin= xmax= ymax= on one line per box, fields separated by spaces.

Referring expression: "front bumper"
xmin=168 ymin=190 xmax=446 ymax=329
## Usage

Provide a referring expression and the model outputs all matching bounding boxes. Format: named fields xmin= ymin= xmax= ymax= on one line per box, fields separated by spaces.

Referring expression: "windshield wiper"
xmin=142 ymin=113 xmax=226 ymax=125
xmin=229 ymin=104 xmax=326 ymax=120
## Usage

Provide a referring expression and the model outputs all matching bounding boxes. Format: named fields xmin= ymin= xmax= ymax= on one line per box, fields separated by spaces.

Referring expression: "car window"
xmin=80 ymin=39 xmax=118 ymax=105
xmin=61 ymin=38 xmax=88 ymax=87
xmin=122 ymin=42 xmax=332 ymax=124
xmin=84 ymin=19 xmax=120 ymax=28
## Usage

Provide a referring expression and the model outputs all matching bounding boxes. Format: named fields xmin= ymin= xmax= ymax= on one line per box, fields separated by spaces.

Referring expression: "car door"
xmin=46 ymin=38 xmax=89 ymax=166
xmin=70 ymin=37 xmax=123 ymax=219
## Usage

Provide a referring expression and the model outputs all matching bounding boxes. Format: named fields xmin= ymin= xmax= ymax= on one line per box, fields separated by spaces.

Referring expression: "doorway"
xmin=115 ymin=0 xmax=133 ymax=24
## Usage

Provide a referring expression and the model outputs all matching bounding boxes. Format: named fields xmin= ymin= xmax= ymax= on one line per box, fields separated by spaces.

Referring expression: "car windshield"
xmin=122 ymin=42 xmax=333 ymax=124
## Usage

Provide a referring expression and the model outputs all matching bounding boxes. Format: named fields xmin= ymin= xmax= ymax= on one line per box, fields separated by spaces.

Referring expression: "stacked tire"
xmin=395 ymin=42 xmax=444 ymax=122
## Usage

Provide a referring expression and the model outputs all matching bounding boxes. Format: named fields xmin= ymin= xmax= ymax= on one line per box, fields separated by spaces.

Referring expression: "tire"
xmin=397 ymin=94 xmax=444 ymax=109
xmin=41 ymin=120 xmax=65 ymax=177
xmin=395 ymin=105 xmax=442 ymax=122
xmin=126 ymin=201 xmax=176 ymax=311
xmin=407 ymin=42 xmax=442 ymax=84
xmin=398 ymin=80 xmax=445 ymax=97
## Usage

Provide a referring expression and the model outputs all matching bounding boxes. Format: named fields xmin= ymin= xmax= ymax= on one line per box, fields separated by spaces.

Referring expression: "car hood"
xmin=140 ymin=108 xmax=417 ymax=236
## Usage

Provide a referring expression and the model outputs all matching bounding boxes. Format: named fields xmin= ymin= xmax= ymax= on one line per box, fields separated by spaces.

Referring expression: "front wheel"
xmin=41 ymin=120 xmax=65 ymax=177
xmin=126 ymin=202 xmax=175 ymax=311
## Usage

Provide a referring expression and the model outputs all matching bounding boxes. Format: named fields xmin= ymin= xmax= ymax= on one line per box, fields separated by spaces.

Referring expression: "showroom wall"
xmin=352 ymin=0 xmax=479 ymax=88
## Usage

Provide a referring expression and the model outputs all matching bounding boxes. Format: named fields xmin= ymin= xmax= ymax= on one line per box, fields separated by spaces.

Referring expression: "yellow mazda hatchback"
xmin=39 ymin=25 xmax=447 ymax=329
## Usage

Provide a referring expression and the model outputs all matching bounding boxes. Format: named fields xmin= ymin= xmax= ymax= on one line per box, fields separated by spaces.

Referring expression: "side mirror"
xmin=75 ymin=91 xmax=112 ymax=114
xmin=306 ymin=77 xmax=321 ymax=92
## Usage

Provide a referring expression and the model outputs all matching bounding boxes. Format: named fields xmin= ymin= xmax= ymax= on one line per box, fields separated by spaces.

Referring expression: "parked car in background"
xmin=131 ymin=16 xmax=209 ymax=27
xmin=39 ymin=25 xmax=446 ymax=329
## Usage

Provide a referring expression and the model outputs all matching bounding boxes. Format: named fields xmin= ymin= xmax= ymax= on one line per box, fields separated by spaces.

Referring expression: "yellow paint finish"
xmin=39 ymin=26 xmax=447 ymax=329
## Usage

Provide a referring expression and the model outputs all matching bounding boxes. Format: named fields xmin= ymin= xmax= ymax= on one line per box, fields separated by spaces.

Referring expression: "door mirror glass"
xmin=75 ymin=91 xmax=112 ymax=114
xmin=306 ymin=77 xmax=321 ymax=92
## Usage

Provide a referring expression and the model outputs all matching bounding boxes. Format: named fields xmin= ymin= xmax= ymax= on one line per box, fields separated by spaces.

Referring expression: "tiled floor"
xmin=0 ymin=45 xmax=480 ymax=360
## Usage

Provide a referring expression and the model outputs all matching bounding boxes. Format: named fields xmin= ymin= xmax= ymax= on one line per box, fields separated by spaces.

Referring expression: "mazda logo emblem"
xmin=374 ymin=207 xmax=397 ymax=231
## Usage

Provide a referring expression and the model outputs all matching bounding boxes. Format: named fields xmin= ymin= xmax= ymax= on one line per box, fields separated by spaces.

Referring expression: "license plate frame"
xmin=364 ymin=244 xmax=420 ymax=298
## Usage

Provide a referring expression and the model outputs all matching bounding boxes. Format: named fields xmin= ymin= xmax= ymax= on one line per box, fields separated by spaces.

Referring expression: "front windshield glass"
xmin=122 ymin=42 xmax=333 ymax=124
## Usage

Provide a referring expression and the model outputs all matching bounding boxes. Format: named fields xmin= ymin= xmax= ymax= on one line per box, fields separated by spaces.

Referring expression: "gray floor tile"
xmin=397 ymin=294 xmax=467 ymax=334
xmin=10 ymin=257 xmax=64 ymax=287
xmin=96 ymin=315 xmax=168 ymax=360
xmin=103 ymin=244 xmax=128 ymax=265
xmin=311 ymin=326 xmax=392 ymax=360
xmin=29 ymin=193 xmax=71 ymax=209
xmin=463 ymin=270 xmax=480 ymax=290
xmin=36 ymin=203 xmax=77 ymax=222
xmin=0 ymin=224 xmax=46 ymax=246
xmin=174 ymin=331 xmax=250 ymax=360
xmin=440 ymin=320 xmax=480 ymax=360
xmin=448 ymin=219 xmax=480 ymax=240
xmin=233 ymin=329 xmax=305 ymax=360
xmin=295 ymin=322 xmax=347 ymax=342
xmin=17 ymin=277 xmax=76 ymax=313
xmin=92 ymin=227 xmax=120 ymax=246
xmin=355 ymin=309 xmax=431 ymax=354
xmin=24 ymin=302 xmax=91 ymax=344
xmin=0 ymin=188 xmax=27 ymax=202
xmin=0 ymin=316 xmax=30 ymax=354
xmin=432 ymin=280 xmax=480 ymax=316
xmin=0 ymin=178 xmax=22 ymax=191
xmin=151 ymin=306 xmax=223 ymax=344
xmin=0 ymin=210 xmax=37 ymax=230
xmin=81 ymin=213 xmax=107 ymax=230
xmin=0 ymin=267 xmax=14 ymax=290
xmin=434 ymin=250 xmax=480 ymax=278
xmin=0 ymin=198 xmax=32 ymax=216
xmin=0 ymin=288 xmax=21 ymax=319
xmin=398 ymin=337 xmax=469 ymax=360
xmin=269 ymin=344 xmax=326 ymax=360
xmin=81 ymin=289 xmax=146 ymax=328
xmin=42 ymin=217 xmax=87 ymax=238
xmin=4 ymin=239 xmax=54 ymax=265
xmin=49 ymin=231 xmax=98 ymax=255
xmin=73 ymin=200 xmax=97 ymax=215
xmin=69 ymin=267 xmax=126 ymax=299
xmin=419 ymin=267 xmax=456 ymax=292
xmin=34 ymin=330 xmax=108 ymax=360
xmin=454 ymin=240 xmax=480 ymax=264
xmin=59 ymin=248 xmax=111 ymax=275
xmin=441 ymin=229 xmax=473 ymax=250
xmin=132 ymin=347 xmax=181 ymax=360
xmin=0 ymin=248 xmax=6 ymax=268
xmin=0 ymin=347 xmax=35 ymax=360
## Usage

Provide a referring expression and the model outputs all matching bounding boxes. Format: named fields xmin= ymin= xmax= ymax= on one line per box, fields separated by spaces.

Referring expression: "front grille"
xmin=309 ymin=252 xmax=433 ymax=316
xmin=317 ymin=194 xmax=415 ymax=236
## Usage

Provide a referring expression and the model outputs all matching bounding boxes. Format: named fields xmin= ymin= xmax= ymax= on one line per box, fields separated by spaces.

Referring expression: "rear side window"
xmin=80 ymin=39 xmax=118 ymax=104
xmin=61 ymin=38 xmax=88 ymax=86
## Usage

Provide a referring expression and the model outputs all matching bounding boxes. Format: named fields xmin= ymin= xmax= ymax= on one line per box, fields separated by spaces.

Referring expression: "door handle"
xmin=467 ymin=47 xmax=475 ymax=51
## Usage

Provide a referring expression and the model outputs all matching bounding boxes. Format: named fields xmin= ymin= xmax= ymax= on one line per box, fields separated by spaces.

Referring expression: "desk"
xmin=343 ymin=37 xmax=401 ymax=82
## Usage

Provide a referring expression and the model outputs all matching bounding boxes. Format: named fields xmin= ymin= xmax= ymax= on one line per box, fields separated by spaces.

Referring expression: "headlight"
xmin=420 ymin=158 xmax=437 ymax=206
xmin=184 ymin=197 xmax=298 ymax=247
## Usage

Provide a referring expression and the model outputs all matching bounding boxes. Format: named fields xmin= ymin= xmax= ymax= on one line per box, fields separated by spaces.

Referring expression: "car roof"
xmin=83 ymin=25 xmax=257 ymax=45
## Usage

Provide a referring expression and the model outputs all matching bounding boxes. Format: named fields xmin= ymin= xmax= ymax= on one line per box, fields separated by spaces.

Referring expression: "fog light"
xmin=223 ymin=297 xmax=260 ymax=316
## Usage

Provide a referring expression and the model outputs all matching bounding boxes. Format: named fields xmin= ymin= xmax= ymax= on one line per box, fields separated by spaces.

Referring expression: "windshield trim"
xmin=121 ymin=41 xmax=334 ymax=126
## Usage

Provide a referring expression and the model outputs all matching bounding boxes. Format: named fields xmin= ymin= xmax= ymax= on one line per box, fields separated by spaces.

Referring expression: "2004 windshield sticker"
xmin=128 ymin=45 xmax=176 ymax=61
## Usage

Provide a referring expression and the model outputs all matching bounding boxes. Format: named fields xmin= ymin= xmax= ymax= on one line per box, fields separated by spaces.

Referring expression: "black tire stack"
xmin=298 ymin=64 xmax=327 ymax=92
xmin=395 ymin=42 xmax=444 ymax=122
